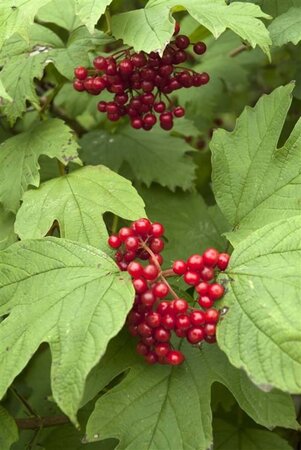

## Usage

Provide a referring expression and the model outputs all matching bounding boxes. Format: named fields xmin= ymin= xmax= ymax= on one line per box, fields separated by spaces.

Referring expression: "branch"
xmin=15 ymin=415 xmax=70 ymax=430
xmin=229 ymin=44 xmax=248 ymax=58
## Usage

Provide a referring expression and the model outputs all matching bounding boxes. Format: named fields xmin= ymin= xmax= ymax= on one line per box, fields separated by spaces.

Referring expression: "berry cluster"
xmin=108 ymin=218 xmax=230 ymax=366
xmin=73 ymin=25 xmax=209 ymax=131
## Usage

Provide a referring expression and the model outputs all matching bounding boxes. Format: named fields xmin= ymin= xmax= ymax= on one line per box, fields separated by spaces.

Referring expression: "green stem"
xmin=112 ymin=215 xmax=119 ymax=234
xmin=57 ymin=161 xmax=66 ymax=176
xmin=105 ymin=7 xmax=112 ymax=35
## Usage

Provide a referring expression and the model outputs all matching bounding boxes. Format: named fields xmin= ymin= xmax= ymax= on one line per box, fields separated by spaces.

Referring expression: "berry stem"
xmin=229 ymin=43 xmax=248 ymax=58
xmin=105 ymin=7 xmax=112 ymax=35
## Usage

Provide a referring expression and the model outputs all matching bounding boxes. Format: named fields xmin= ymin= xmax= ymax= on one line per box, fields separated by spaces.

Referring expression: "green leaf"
xmin=75 ymin=0 xmax=113 ymax=33
xmin=0 ymin=25 xmax=108 ymax=122
xmin=0 ymin=206 xmax=17 ymax=251
xmin=0 ymin=79 xmax=12 ymax=102
xmin=0 ymin=119 xmax=81 ymax=213
xmin=15 ymin=165 xmax=146 ymax=250
xmin=211 ymin=83 xmax=301 ymax=246
xmin=0 ymin=238 xmax=134 ymax=423
xmin=85 ymin=333 xmax=297 ymax=450
xmin=79 ymin=127 xmax=196 ymax=191
xmin=0 ymin=405 xmax=18 ymax=450
xmin=37 ymin=0 xmax=83 ymax=31
xmin=140 ymin=185 xmax=229 ymax=263
xmin=111 ymin=0 xmax=271 ymax=56
xmin=0 ymin=0 xmax=51 ymax=50
xmin=218 ymin=216 xmax=301 ymax=394
xmin=213 ymin=419 xmax=293 ymax=450
xmin=269 ymin=7 xmax=301 ymax=46
xmin=230 ymin=0 xmax=301 ymax=17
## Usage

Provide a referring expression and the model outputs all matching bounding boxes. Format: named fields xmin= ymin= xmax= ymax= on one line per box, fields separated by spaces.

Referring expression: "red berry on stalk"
xmin=175 ymin=35 xmax=190 ymax=49
xmin=150 ymin=238 xmax=164 ymax=253
xmin=127 ymin=261 xmax=144 ymax=278
xmin=108 ymin=235 xmax=121 ymax=249
xmin=150 ymin=222 xmax=165 ymax=237
xmin=173 ymin=299 xmax=188 ymax=314
xmin=154 ymin=102 xmax=166 ymax=113
xmin=190 ymin=310 xmax=206 ymax=326
xmin=217 ymin=253 xmax=230 ymax=271
xmin=133 ymin=278 xmax=148 ymax=294
xmin=145 ymin=311 xmax=161 ymax=328
xmin=143 ymin=264 xmax=159 ymax=281
xmin=187 ymin=327 xmax=205 ymax=344
xmin=93 ymin=56 xmax=108 ymax=70
xmin=208 ymin=283 xmax=225 ymax=301
xmin=97 ymin=101 xmax=107 ymax=112
xmin=118 ymin=227 xmax=134 ymax=241
xmin=205 ymin=309 xmax=220 ymax=324
xmin=137 ymin=322 xmax=153 ymax=337
xmin=173 ymin=106 xmax=185 ymax=118
xmin=153 ymin=282 xmax=169 ymax=298
xmin=187 ymin=254 xmax=204 ymax=271
xmin=136 ymin=342 xmax=149 ymax=356
xmin=161 ymin=313 xmax=176 ymax=330
xmin=172 ymin=260 xmax=187 ymax=275
xmin=176 ymin=314 xmax=191 ymax=330
xmin=145 ymin=352 xmax=158 ymax=364
xmin=198 ymin=296 xmax=214 ymax=309
xmin=200 ymin=72 xmax=210 ymax=85
xmin=73 ymin=80 xmax=85 ymax=91
xmin=166 ymin=350 xmax=185 ymax=365
xmin=154 ymin=343 xmax=170 ymax=357
xmin=174 ymin=22 xmax=181 ymax=35
xmin=133 ymin=218 xmax=152 ymax=235
xmin=193 ymin=42 xmax=207 ymax=55
xmin=131 ymin=118 xmax=143 ymax=129
xmin=195 ymin=282 xmax=209 ymax=296
xmin=184 ymin=271 xmax=201 ymax=286
xmin=141 ymin=290 xmax=156 ymax=308
xmin=204 ymin=323 xmax=216 ymax=337
xmin=119 ymin=58 xmax=134 ymax=75
xmin=203 ymin=248 xmax=219 ymax=267
xmin=154 ymin=327 xmax=171 ymax=342
xmin=157 ymin=301 xmax=169 ymax=315
xmin=74 ymin=66 xmax=88 ymax=80
xmin=125 ymin=236 xmax=139 ymax=251
xmin=200 ymin=267 xmax=215 ymax=281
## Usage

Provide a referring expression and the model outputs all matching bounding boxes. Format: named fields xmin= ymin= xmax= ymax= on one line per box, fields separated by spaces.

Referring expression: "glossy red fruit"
xmin=150 ymin=238 xmax=164 ymax=253
xmin=93 ymin=56 xmax=108 ymax=70
xmin=124 ymin=250 xmax=136 ymax=263
xmin=166 ymin=350 xmax=185 ymax=365
xmin=174 ymin=22 xmax=180 ymax=35
xmin=145 ymin=352 xmax=158 ymax=364
xmin=187 ymin=254 xmax=204 ymax=271
xmin=74 ymin=66 xmax=88 ymax=80
xmin=204 ymin=323 xmax=216 ymax=336
xmin=131 ymin=118 xmax=143 ymax=129
xmin=161 ymin=313 xmax=176 ymax=330
xmin=145 ymin=311 xmax=161 ymax=328
xmin=140 ymin=290 xmax=156 ymax=308
xmin=203 ymin=248 xmax=219 ymax=267
xmin=127 ymin=310 xmax=143 ymax=325
xmin=125 ymin=236 xmax=139 ymax=251
xmin=119 ymin=58 xmax=134 ymax=75
xmin=173 ymin=106 xmax=185 ymax=118
xmin=133 ymin=218 xmax=152 ymax=235
xmin=143 ymin=264 xmax=159 ymax=281
xmin=208 ymin=283 xmax=224 ymax=301
xmin=154 ymin=327 xmax=171 ymax=342
xmin=195 ymin=282 xmax=209 ymax=296
xmin=200 ymin=72 xmax=210 ymax=85
xmin=154 ymin=102 xmax=166 ymax=113
xmin=172 ymin=260 xmax=187 ymax=275
xmin=193 ymin=42 xmax=207 ymax=55
xmin=205 ymin=335 xmax=217 ymax=344
xmin=176 ymin=314 xmax=191 ymax=330
xmin=73 ymin=80 xmax=85 ymax=91
xmin=150 ymin=222 xmax=165 ymax=237
xmin=187 ymin=327 xmax=205 ymax=344
xmin=190 ymin=310 xmax=206 ymax=326
xmin=153 ymin=282 xmax=169 ymax=298
xmin=217 ymin=253 xmax=230 ymax=271
xmin=175 ymin=35 xmax=190 ymax=49
xmin=156 ymin=301 xmax=170 ymax=315
xmin=118 ymin=227 xmax=134 ymax=241
xmin=173 ymin=299 xmax=188 ymax=314
xmin=183 ymin=271 xmax=201 ymax=286
xmin=127 ymin=262 xmax=144 ymax=278
xmin=136 ymin=342 xmax=149 ymax=356
xmin=200 ymin=267 xmax=215 ymax=281
xmin=133 ymin=277 xmax=148 ymax=294
xmin=205 ymin=309 xmax=220 ymax=324
xmin=175 ymin=327 xmax=186 ymax=338
xmin=108 ymin=235 xmax=121 ymax=249
xmin=154 ymin=343 xmax=170 ymax=357
xmin=137 ymin=322 xmax=153 ymax=337
xmin=198 ymin=296 xmax=214 ymax=309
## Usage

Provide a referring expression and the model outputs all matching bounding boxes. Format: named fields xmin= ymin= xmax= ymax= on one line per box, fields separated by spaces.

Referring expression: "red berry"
xmin=144 ymin=114 xmax=157 ymax=127
xmin=118 ymin=261 xmax=128 ymax=271
xmin=127 ymin=310 xmax=143 ymax=325
xmin=153 ymin=282 xmax=169 ymax=298
xmin=131 ymin=118 xmax=143 ymax=129
xmin=93 ymin=56 xmax=108 ymax=70
xmin=208 ymin=283 xmax=224 ymax=301
xmin=195 ymin=282 xmax=209 ymax=296
xmin=124 ymin=251 xmax=136 ymax=262
xmin=141 ymin=335 xmax=155 ymax=346
xmin=187 ymin=254 xmax=204 ymax=271
xmin=154 ymin=343 xmax=170 ymax=357
xmin=145 ymin=352 xmax=158 ymax=364
xmin=118 ymin=227 xmax=134 ymax=241
xmin=74 ymin=66 xmax=88 ymax=80
xmin=145 ymin=311 xmax=161 ymax=328
xmin=154 ymin=102 xmax=166 ymax=113
xmin=128 ymin=325 xmax=138 ymax=336
xmin=166 ymin=350 xmax=185 ymax=365
xmin=141 ymin=290 xmax=156 ymax=308
xmin=183 ymin=271 xmax=201 ymax=286
xmin=174 ymin=22 xmax=180 ymax=35
xmin=176 ymin=314 xmax=191 ymax=330
xmin=205 ymin=309 xmax=220 ymax=324
xmin=127 ymin=262 xmax=144 ymax=278
xmin=150 ymin=222 xmax=165 ymax=237
xmin=204 ymin=323 xmax=216 ymax=336
xmin=200 ymin=267 xmax=215 ymax=281
xmin=187 ymin=327 xmax=204 ymax=344
xmin=136 ymin=342 xmax=149 ymax=356
xmin=108 ymin=235 xmax=121 ymax=249
xmin=193 ymin=42 xmax=207 ymax=55
xmin=150 ymin=238 xmax=164 ymax=253
xmin=143 ymin=264 xmax=159 ymax=281
xmin=190 ymin=310 xmax=206 ymax=326
xmin=175 ymin=327 xmax=186 ymax=338
xmin=173 ymin=106 xmax=185 ymax=118
xmin=133 ymin=278 xmax=148 ymax=294
xmin=173 ymin=299 xmax=188 ymax=314
xmin=156 ymin=301 xmax=169 ymax=315
xmin=133 ymin=218 xmax=151 ymax=235
xmin=97 ymin=101 xmax=107 ymax=112
xmin=198 ymin=296 xmax=214 ymax=309
xmin=119 ymin=58 xmax=133 ymax=75
xmin=137 ymin=322 xmax=152 ymax=337
xmin=217 ymin=253 xmax=230 ymax=271
xmin=161 ymin=313 xmax=176 ymax=330
xmin=73 ymin=80 xmax=85 ymax=91
xmin=125 ymin=236 xmax=139 ymax=251
xmin=200 ymin=72 xmax=210 ymax=84
xmin=172 ymin=260 xmax=187 ymax=275
xmin=175 ymin=35 xmax=190 ymax=49
xmin=203 ymin=248 xmax=219 ymax=267
xmin=154 ymin=327 xmax=171 ymax=342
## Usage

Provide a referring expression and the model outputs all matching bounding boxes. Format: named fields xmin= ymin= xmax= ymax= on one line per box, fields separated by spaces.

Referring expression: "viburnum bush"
xmin=0 ymin=1 xmax=300 ymax=449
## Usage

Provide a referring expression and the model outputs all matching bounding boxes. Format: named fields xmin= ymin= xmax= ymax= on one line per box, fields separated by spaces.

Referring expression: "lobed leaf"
xmin=269 ymin=7 xmax=301 ymax=46
xmin=0 ymin=405 xmax=18 ymax=450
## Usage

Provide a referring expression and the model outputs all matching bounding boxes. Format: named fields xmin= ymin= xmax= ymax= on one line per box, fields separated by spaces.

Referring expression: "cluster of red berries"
xmin=108 ymin=218 xmax=230 ymax=366
xmin=73 ymin=24 xmax=209 ymax=131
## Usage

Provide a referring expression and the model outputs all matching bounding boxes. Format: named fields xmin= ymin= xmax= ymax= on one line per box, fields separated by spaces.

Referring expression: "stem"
xmin=112 ymin=215 xmax=119 ymax=234
xmin=229 ymin=44 xmax=248 ymax=58
xmin=57 ymin=160 xmax=66 ymax=176
xmin=139 ymin=241 xmax=179 ymax=299
xmin=105 ymin=7 xmax=112 ymax=35
xmin=9 ymin=387 xmax=37 ymax=417
xmin=16 ymin=415 xmax=70 ymax=430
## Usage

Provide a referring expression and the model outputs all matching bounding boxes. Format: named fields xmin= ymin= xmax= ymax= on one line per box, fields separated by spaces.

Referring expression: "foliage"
xmin=0 ymin=0 xmax=300 ymax=449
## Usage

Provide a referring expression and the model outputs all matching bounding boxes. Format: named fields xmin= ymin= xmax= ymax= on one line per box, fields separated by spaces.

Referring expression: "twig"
xmin=16 ymin=415 xmax=70 ymax=430
xmin=229 ymin=44 xmax=248 ymax=58
xmin=9 ymin=387 xmax=37 ymax=417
